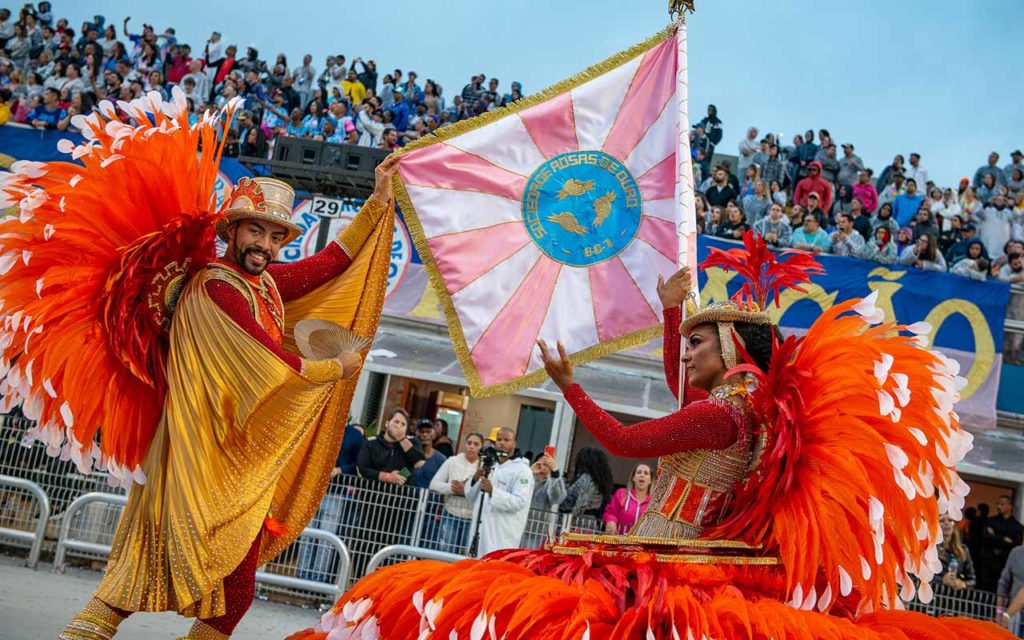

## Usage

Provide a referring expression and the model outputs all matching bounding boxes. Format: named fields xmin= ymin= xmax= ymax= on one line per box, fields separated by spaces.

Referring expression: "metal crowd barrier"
xmin=53 ymin=492 xmax=128 ymax=571
xmin=0 ymin=413 xmax=1008 ymax=619
xmin=905 ymin=582 xmax=998 ymax=621
xmin=365 ymin=544 xmax=466 ymax=574
xmin=0 ymin=474 xmax=50 ymax=568
xmin=52 ymin=490 xmax=352 ymax=598
xmin=256 ymin=527 xmax=351 ymax=598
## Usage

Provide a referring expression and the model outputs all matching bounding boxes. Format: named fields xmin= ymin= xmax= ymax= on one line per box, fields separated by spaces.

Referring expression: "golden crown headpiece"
xmin=216 ymin=177 xmax=302 ymax=242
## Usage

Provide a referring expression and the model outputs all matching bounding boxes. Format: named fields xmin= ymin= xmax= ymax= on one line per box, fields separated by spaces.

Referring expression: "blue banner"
xmin=698 ymin=236 xmax=1010 ymax=428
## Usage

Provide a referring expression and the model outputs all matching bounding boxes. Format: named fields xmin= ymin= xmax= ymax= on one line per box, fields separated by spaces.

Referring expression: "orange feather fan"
xmin=0 ymin=88 xmax=240 ymax=486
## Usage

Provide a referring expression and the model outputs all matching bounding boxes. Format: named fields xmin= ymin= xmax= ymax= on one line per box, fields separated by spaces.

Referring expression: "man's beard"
xmin=237 ymin=246 xmax=272 ymax=276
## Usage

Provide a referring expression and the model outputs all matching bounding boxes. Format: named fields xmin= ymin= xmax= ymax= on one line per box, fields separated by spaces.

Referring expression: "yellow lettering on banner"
xmin=868 ymin=266 xmax=906 ymax=281
xmin=410 ymin=282 xmax=442 ymax=320
xmin=772 ymin=284 xmax=839 ymax=322
xmin=699 ymin=268 xmax=738 ymax=304
xmin=867 ymin=268 xmax=907 ymax=323
xmin=701 ymin=263 xmax=997 ymax=400
xmin=924 ymin=300 xmax=994 ymax=399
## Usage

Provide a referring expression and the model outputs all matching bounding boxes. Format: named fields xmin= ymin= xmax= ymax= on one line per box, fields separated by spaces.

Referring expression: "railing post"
xmin=409 ymin=487 xmax=428 ymax=547
xmin=0 ymin=475 xmax=50 ymax=568
xmin=365 ymin=544 xmax=465 ymax=575
xmin=54 ymin=492 xmax=127 ymax=572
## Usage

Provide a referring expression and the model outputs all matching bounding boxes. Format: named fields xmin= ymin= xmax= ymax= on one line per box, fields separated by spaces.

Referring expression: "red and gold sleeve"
xmin=662 ymin=305 xmax=709 ymax=405
xmin=265 ymin=195 xmax=390 ymax=302
xmin=266 ymin=243 xmax=352 ymax=302
xmin=205 ymin=279 xmax=341 ymax=383
xmin=562 ymin=383 xmax=738 ymax=458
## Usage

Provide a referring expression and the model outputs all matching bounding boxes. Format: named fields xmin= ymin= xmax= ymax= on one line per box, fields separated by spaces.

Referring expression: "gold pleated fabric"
xmin=94 ymin=204 xmax=393 ymax=619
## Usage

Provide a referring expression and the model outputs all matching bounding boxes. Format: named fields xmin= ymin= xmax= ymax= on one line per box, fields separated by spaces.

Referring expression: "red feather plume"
xmin=700 ymin=230 xmax=823 ymax=309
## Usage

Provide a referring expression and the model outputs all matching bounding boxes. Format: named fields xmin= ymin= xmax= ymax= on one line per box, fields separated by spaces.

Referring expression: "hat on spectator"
xmin=1013 ymin=150 xmax=1023 ymax=158
xmin=807 ymin=192 xmax=819 ymax=200
xmin=216 ymin=177 xmax=302 ymax=242
xmin=960 ymin=177 xmax=969 ymax=186
xmin=842 ymin=143 xmax=854 ymax=150
xmin=964 ymin=222 xmax=977 ymax=232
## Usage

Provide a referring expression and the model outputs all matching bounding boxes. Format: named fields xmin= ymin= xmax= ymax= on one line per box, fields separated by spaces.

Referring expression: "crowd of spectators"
xmin=302 ymin=403 xmax=647 ymax=568
xmin=0 ymin=3 xmax=523 ymax=159
xmin=691 ymin=111 xmax=1024 ymax=289
xmin=2 ymin=3 xmax=1021 ymax=290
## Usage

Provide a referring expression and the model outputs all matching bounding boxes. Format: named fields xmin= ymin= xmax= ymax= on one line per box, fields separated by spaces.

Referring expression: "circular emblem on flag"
xmin=522 ymin=150 xmax=642 ymax=267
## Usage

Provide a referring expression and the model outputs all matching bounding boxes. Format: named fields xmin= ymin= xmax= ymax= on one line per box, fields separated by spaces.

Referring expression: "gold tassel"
xmin=669 ymin=0 xmax=696 ymax=17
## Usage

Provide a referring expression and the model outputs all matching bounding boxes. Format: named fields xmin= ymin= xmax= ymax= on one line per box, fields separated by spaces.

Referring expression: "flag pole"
xmin=672 ymin=1 xmax=697 ymax=411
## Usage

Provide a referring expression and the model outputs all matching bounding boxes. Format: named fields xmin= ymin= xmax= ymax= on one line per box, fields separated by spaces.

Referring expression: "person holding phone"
xmin=522 ymin=446 xmax=565 ymax=549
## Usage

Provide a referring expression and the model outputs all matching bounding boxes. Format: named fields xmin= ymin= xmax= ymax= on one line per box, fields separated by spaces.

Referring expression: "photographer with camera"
xmin=465 ymin=427 xmax=534 ymax=557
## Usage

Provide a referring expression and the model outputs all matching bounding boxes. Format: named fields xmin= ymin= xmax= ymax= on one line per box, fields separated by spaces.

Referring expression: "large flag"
xmin=395 ymin=23 xmax=696 ymax=396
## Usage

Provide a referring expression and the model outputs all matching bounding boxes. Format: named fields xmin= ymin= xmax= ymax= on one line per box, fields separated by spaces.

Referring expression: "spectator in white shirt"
xmin=830 ymin=212 xmax=866 ymax=257
xmin=465 ymin=428 xmax=534 ymax=557
xmin=429 ymin=433 xmax=483 ymax=554
xmin=181 ymin=59 xmax=210 ymax=102
xmin=204 ymin=31 xmax=224 ymax=68
xmin=933 ymin=188 xmax=962 ymax=220
xmin=904 ymin=153 xmax=929 ymax=193
xmin=354 ymin=101 xmax=386 ymax=148
xmin=737 ymin=126 xmax=759 ymax=173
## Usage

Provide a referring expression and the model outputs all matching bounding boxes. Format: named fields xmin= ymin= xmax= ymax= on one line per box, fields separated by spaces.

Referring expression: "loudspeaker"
xmin=259 ymin=139 xmax=391 ymax=199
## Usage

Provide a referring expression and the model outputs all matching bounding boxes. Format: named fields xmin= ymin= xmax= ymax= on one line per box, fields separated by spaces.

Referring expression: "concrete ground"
xmin=0 ymin=554 xmax=322 ymax=639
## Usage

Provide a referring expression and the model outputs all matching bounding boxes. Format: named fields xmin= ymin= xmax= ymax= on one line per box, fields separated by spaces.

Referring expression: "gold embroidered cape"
xmin=94 ymin=205 xmax=393 ymax=618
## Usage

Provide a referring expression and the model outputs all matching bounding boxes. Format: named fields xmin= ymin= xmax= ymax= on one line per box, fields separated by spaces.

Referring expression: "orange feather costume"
xmin=286 ymin=232 xmax=1011 ymax=640
xmin=0 ymin=89 xmax=394 ymax=638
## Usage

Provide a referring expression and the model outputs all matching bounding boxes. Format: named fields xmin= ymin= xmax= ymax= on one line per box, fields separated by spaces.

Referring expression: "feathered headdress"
xmin=0 ymin=87 xmax=241 ymax=486
xmin=683 ymin=231 xmax=823 ymax=368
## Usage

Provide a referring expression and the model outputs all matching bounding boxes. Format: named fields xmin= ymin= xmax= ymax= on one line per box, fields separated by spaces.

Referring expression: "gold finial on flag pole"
xmin=669 ymin=0 xmax=695 ymax=18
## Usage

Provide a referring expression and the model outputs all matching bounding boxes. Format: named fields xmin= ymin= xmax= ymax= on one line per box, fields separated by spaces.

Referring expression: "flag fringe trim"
xmin=394 ymin=180 xmax=662 ymax=398
xmin=392 ymin=21 xmax=681 ymax=397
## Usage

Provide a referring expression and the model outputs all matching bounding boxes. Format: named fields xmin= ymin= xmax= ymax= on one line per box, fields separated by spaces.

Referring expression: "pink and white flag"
xmin=395 ymin=24 xmax=696 ymax=396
